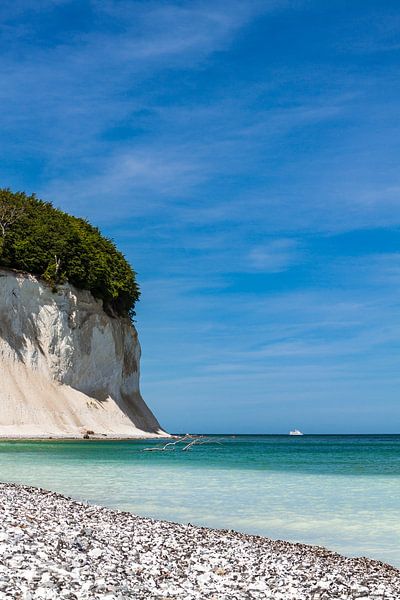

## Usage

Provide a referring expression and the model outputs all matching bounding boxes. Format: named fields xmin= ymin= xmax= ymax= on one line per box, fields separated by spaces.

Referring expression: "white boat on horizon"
xmin=289 ymin=429 xmax=304 ymax=436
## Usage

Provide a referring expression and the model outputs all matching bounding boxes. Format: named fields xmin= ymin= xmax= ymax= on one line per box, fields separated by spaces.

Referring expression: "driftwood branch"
xmin=143 ymin=434 xmax=196 ymax=452
xmin=143 ymin=434 xmax=222 ymax=452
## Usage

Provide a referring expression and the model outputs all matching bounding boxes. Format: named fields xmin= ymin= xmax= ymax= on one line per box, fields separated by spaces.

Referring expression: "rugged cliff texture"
xmin=0 ymin=269 xmax=166 ymax=438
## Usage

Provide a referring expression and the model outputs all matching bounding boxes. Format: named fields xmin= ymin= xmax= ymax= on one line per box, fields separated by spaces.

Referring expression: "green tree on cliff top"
xmin=0 ymin=189 xmax=140 ymax=318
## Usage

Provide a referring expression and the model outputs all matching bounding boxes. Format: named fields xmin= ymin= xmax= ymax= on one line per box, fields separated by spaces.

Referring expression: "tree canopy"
xmin=0 ymin=188 xmax=140 ymax=318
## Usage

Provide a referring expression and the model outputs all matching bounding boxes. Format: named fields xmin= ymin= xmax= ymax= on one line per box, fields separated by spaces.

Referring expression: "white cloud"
xmin=108 ymin=3 xmax=258 ymax=62
xmin=247 ymin=239 xmax=301 ymax=272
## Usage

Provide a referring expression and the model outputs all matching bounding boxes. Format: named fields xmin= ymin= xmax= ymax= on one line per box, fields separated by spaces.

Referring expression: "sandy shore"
xmin=0 ymin=483 xmax=398 ymax=600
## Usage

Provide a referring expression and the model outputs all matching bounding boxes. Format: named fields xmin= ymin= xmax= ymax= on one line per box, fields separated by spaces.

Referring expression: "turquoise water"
xmin=0 ymin=435 xmax=399 ymax=566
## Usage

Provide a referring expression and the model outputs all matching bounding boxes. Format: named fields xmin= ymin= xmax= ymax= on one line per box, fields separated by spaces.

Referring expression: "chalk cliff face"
xmin=0 ymin=269 xmax=166 ymax=438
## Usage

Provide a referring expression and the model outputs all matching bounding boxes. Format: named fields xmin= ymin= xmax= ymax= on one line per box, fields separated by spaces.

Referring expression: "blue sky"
xmin=1 ymin=0 xmax=400 ymax=433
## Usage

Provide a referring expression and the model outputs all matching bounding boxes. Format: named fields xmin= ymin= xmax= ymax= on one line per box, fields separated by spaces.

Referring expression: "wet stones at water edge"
xmin=0 ymin=482 xmax=399 ymax=599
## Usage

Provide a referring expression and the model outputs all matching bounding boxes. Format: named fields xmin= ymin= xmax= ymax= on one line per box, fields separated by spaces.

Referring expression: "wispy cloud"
xmin=247 ymin=238 xmax=302 ymax=272
xmin=4 ymin=2 xmax=399 ymax=236
xmin=97 ymin=1 xmax=261 ymax=62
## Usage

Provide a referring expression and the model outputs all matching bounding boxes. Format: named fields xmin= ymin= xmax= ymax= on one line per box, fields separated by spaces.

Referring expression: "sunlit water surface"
xmin=0 ymin=435 xmax=399 ymax=566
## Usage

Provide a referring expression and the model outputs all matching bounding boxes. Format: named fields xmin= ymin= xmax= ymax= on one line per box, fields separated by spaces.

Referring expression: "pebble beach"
xmin=0 ymin=483 xmax=399 ymax=600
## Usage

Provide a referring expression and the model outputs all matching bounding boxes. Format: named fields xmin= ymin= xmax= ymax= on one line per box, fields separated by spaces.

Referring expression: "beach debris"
xmin=143 ymin=433 xmax=223 ymax=452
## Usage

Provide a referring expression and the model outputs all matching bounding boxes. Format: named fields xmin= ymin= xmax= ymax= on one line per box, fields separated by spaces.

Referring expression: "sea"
xmin=0 ymin=434 xmax=399 ymax=567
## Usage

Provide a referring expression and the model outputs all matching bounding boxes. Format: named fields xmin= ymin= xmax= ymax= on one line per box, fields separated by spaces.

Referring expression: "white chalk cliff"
xmin=0 ymin=269 xmax=167 ymax=438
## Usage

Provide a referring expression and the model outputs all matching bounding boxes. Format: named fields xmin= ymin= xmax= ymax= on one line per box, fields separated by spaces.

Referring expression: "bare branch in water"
xmin=143 ymin=434 xmax=223 ymax=452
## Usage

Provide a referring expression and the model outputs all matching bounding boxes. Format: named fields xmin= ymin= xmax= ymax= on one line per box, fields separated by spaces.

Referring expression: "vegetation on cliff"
xmin=0 ymin=188 xmax=139 ymax=317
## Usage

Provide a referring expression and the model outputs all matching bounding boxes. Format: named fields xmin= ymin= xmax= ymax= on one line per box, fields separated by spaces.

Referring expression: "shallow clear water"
xmin=0 ymin=435 xmax=399 ymax=566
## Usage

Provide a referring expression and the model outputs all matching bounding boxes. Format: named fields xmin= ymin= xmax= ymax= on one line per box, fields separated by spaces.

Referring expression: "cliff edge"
xmin=0 ymin=269 xmax=167 ymax=438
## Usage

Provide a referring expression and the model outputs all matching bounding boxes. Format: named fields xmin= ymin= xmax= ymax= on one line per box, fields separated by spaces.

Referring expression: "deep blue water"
xmin=0 ymin=435 xmax=399 ymax=565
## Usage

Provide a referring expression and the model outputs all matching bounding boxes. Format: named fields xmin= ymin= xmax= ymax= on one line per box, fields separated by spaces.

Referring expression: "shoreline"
xmin=0 ymin=482 xmax=399 ymax=599
xmin=0 ymin=433 xmax=170 ymax=441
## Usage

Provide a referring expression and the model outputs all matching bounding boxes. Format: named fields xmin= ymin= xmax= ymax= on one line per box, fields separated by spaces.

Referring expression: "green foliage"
xmin=0 ymin=188 xmax=140 ymax=318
